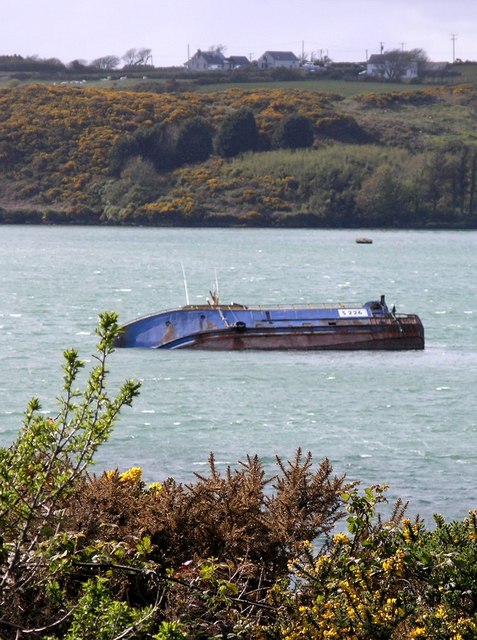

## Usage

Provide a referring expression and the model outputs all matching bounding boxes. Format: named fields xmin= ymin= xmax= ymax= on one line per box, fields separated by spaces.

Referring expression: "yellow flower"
xmin=333 ymin=532 xmax=350 ymax=546
xmin=402 ymin=519 xmax=413 ymax=544
xmin=382 ymin=548 xmax=405 ymax=575
xmin=435 ymin=604 xmax=447 ymax=620
xmin=314 ymin=554 xmax=330 ymax=570
xmin=301 ymin=539 xmax=313 ymax=550
xmin=148 ymin=481 xmax=162 ymax=493
xmin=119 ymin=466 xmax=142 ymax=483
xmin=382 ymin=557 xmax=393 ymax=572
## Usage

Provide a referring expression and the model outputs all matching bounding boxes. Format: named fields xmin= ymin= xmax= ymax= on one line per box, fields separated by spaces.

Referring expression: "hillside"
xmin=1 ymin=82 xmax=477 ymax=227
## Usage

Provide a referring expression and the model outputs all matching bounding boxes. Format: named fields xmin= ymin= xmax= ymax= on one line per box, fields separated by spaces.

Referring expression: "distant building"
xmin=366 ymin=53 xmax=418 ymax=80
xmin=185 ymin=50 xmax=252 ymax=72
xmin=185 ymin=49 xmax=226 ymax=71
xmin=257 ymin=51 xmax=300 ymax=70
xmin=226 ymin=56 xmax=251 ymax=70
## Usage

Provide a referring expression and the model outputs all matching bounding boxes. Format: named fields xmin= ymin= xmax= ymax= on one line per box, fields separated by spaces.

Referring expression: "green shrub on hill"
xmin=272 ymin=113 xmax=315 ymax=149
xmin=109 ymin=117 xmax=213 ymax=175
xmin=214 ymin=108 xmax=260 ymax=158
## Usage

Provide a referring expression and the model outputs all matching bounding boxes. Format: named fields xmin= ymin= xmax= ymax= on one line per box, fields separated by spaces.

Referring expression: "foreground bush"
xmin=0 ymin=313 xmax=141 ymax=636
xmin=278 ymin=491 xmax=477 ymax=639
xmin=1 ymin=315 xmax=477 ymax=638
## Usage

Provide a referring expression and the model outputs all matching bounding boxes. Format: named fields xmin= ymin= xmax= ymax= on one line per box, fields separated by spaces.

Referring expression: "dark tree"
xmin=122 ymin=47 xmax=152 ymax=67
xmin=214 ymin=109 xmax=259 ymax=158
xmin=373 ymin=48 xmax=429 ymax=81
xmin=175 ymin=117 xmax=213 ymax=166
xmin=272 ymin=113 xmax=315 ymax=150
xmin=109 ymin=136 xmax=139 ymax=176
xmin=110 ymin=118 xmax=213 ymax=175
xmin=90 ymin=55 xmax=120 ymax=70
xmin=109 ymin=126 xmax=171 ymax=175
xmin=67 ymin=59 xmax=88 ymax=72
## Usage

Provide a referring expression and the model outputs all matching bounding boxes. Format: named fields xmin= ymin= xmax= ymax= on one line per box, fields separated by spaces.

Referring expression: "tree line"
xmin=106 ymin=131 xmax=477 ymax=228
xmin=0 ymin=49 xmax=153 ymax=73
xmin=109 ymin=109 xmax=315 ymax=175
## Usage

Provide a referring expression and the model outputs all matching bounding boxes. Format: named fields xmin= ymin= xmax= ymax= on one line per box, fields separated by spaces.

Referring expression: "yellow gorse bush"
xmin=2 ymin=82 xmax=477 ymax=226
xmin=119 ymin=466 xmax=142 ymax=484
xmin=0 ymin=84 xmax=336 ymax=217
xmin=148 ymin=481 xmax=162 ymax=493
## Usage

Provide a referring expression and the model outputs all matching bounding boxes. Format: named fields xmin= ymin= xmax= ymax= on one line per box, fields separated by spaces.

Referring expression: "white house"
xmin=257 ymin=51 xmax=300 ymax=70
xmin=185 ymin=50 xmax=226 ymax=71
xmin=366 ymin=53 xmax=418 ymax=80
xmin=185 ymin=50 xmax=252 ymax=72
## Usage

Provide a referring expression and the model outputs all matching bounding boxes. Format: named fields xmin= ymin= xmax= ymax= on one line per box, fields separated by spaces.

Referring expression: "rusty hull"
xmin=159 ymin=315 xmax=424 ymax=351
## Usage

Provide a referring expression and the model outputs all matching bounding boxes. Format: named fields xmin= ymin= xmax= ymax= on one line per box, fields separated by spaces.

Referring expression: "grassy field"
xmin=1 ymin=74 xmax=423 ymax=95
xmin=195 ymin=64 xmax=477 ymax=95
xmin=195 ymin=78 xmax=437 ymax=96
xmin=1 ymin=62 xmax=476 ymax=96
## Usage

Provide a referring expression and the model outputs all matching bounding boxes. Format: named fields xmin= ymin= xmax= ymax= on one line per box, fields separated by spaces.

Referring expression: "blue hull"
xmin=115 ymin=296 xmax=425 ymax=351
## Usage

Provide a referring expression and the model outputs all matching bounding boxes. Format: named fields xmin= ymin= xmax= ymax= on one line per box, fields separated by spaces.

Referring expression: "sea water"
xmin=0 ymin=225 xmax=476 ymax=524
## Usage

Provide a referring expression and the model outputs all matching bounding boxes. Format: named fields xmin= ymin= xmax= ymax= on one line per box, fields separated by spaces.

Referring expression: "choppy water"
xmin=1 ymin=225 xmax=476 ymax=523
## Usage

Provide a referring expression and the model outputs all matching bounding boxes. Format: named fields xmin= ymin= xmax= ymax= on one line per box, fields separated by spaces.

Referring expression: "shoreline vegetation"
xmin=1 ymin=313 xmax=477 ymax=639
xmin=1 ymin=75 xmax=477 ymax=229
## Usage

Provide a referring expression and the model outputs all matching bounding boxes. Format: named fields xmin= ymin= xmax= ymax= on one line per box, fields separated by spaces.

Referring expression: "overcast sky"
xmin=1 ymin=0 xmax=474 ymax=67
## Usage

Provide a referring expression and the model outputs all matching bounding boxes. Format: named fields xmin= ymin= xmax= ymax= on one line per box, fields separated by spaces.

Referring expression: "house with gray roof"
xmin=366 ymin=53 xmax=418 ymax=80
xmin=227 ymin=56 xmax=251 ymax=70
xmin=185 ymin=50 xmax=252 ymax=72
xmin=257 ymin=51 xmax=300 ymax=69
xmin=185 ymin=49 xmax=226 ymax=71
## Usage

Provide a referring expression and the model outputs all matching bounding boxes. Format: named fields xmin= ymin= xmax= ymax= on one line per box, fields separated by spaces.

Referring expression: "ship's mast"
xmin=181 ymin=262 xmax=190 ymax=305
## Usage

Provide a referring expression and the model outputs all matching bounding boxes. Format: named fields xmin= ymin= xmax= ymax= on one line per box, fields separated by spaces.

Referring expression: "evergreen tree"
xmin=214 ymin=109 xmax=259 ymax=158
xmin=175 ymin=117 xmax=213 ymax=166
xmin=272 ymin=113 xmax=315 ymax=150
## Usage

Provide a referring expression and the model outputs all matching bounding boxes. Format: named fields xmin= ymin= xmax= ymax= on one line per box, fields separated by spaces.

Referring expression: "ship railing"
xmin=234 ymin=302 xmax=366 ymax=311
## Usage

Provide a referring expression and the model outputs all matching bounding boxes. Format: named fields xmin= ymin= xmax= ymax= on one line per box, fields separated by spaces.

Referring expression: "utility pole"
xmin=399 ymin=42 xmax=405 ymax=51
xmin=451 ymin=34 xmax=458 ymax=62
xmin=380 ymin=42 xmax=384 ymax=54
